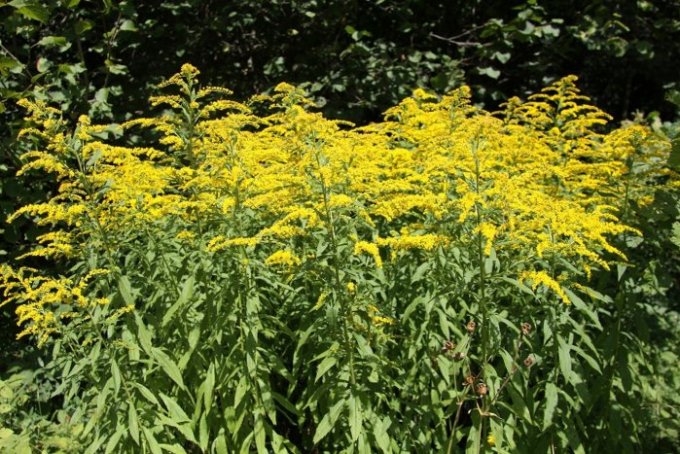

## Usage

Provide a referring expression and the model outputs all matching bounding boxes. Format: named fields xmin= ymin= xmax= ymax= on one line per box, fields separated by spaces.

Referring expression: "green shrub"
xmin=1 ymin=66 xmax=678 ymax=453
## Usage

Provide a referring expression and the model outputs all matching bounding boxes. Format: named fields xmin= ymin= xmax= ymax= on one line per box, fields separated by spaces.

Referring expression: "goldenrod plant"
xmin=1 ymin=65 xmax=677 ymax=453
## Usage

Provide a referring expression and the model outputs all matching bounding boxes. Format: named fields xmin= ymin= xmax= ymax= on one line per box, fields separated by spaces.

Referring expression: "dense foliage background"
xmin=1 ymin=1 xmax=679 ymax=453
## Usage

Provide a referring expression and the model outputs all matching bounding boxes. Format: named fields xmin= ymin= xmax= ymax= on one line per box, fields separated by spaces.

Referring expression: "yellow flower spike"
xmin=376 ymin=234 xmax=448 ymax=253
xmin=1 ymin=266 xmax=113 ymax=346
xmin=412 ymin=87 xmax=437 ymax=101
xmin=265 ymin=250 xmax=301 ymax=268
xmin=354 ymin=241 xmax=383 ymax=268
xmin=312 ymin=292 xmax=328 ymax=311
xmin=370 ymin=315 xmax=396 ymax=326
xmin=180 ymin=63 xmax=200 ymax=77
xmin=274 ymin=82 xmax=296 ymax=93
xmin=520 ymin=270 xmax=571 ymax=305
xmin=475 ymin=222 xmax=498 ymax=256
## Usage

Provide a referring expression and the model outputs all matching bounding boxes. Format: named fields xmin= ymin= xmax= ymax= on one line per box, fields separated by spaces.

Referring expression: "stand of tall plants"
xmin=1 ymin=65 xmax=678 ymax=453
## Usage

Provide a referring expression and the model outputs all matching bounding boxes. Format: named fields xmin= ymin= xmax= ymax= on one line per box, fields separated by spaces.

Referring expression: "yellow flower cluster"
xmin=354 ymin=241 xmax=383 ymax=268
xmin=264 ymin=249 xmax=302 ymax=268
xmin=0 ymin=266 xmax=109 ymax=346
xmin=3 ymin=66 xmax=676 ymax=345
xmin=520 ymin=270 xmax=571 ymax=305
xmin=367 ymin=304 xmax=396 ymax=326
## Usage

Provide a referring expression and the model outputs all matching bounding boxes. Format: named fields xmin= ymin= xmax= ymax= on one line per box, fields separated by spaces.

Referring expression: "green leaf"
xmin=493 ymin=51 xmax=511 ymax=64
xmin=199 ymin=413 xmax=209 ymax=452
xmin=157 ymin=415 xmax=197 ymax=445
xmin=135 ymin=313 xmax=153 ymax=354
xmin=104 ymin=425 xmax=125 ymax=454
xmin=82 ymin=380 xmax=111 ymax=437
xmin=557 ymin=335 xmax=572 ymax=380
xmin=94 ymin=88 xmax=109 ymax=103
xmin=105 ymin=60 xmax=128 ymax=75
xmin=373 ymin=417 xmax=391 ymax=453
xmin=128 ymin=401 xmax=140 ymax=445
xmin=239 ymin=432 xmax=254 ymax=454
xmin=120 ymin=19 xmax=138 ymax=32
xmin=84 ymin=435 xmax=107 ymax=454
xmin=498 ymin=276 xmax=534 ymax=295
xmin=668 ymin=137 xmax=680 ymax=170
xmin=272 ymin=391 xmax=300 ymax=417
xmin=254 ymin=416 xmax=267 ymax=454
xmin=36 ymin=56 xmax=50 ymax=73
xmin=479 ymin=66 xmax=501 ymax=79
xmin=234 ymin=377 xmax=248 ymax=409
xmin=159 ymin=444 xmax=187 ymax=454
xmin=312 ymin=399 xmax=345 ymax=444
xmin=159 ymin=393 xmax=191 ymax=423
xmin=0 ymin=57 xmax=24 ymax=75
xmin=142 ymin=427 xmax=163 ymax=454
xmin=203 ymin=362 xmax=216 ymax=411
xmin=563 ymin=288 xmax=601 ymax=328
xmin=162 ymin=275 xmax=195 ymax=327
xmin=133 ymin=383 xmax=160 ymax=407
xmin=671 ymin=222 xmax=680 ymax=248
xmin=179 ymin=327 xmax=201 ymax=371
xmin=348 ymin=394 xmax=363 ymax=442
xmin=465 ymin=413 xmax=482 ymax=454
xmin=111 ymin=360 xmax=121 ymax=395
xmin=542 ymin=382 xmax=559 ymax=430
xmin=37 ymin=36 xmax=68 ymax=49
xmin=402 ymin=295 xmax=425 ymax=321
xmin=489 ymin=418 xmax=505 ymax=451
xmin=214 ymin=430 xmax=228 ymax=454
xmin=74 ymin=19 xmax=93 ymax=35
xmin=119 ymin=276 xmax=136 ymax=306
xmin=315 ymin=356 xmax=337 ymax=382
xmin=152 ymin=348 xmax=186 ymax=389
xmin=14 ymin=4 xmax=49 ymax=23
xmin=572 ymin=345 xmax=602 ymax=373
xmin=411 ymin=262 xmax=429 ymax=282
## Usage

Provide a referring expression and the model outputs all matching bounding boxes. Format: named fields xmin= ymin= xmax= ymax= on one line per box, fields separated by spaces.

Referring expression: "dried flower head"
xmin=466 ymin=320 xmax=476 ymax=334
xmin=521 ymin=322 xmax=532 ymax=336
xmin=441 ymin=340 xmax=455 ymax=353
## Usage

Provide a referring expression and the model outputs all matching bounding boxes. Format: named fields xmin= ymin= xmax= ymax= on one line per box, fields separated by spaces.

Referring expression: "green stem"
xmin=71 ymin=131 xmax=119 ymax=275
xmin=317 ymin=151 xmax=356 ymax=386
xmin=143 ymin=224 xmax=181 ymax=298
xmin=471 ymin=139 xmax=489 ymax=384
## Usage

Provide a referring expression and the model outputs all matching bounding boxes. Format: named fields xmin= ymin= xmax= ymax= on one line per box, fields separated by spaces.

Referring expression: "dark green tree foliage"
xmin=1 ymin=0 xmax=679 ymax=126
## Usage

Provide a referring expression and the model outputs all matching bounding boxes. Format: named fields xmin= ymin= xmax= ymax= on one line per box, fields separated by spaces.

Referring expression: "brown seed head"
xmin=442 ymin=340 xmax=455 ymax=352
xmin=466 ymin=320 xmax=476 ymax=334
xmin=521 ymin=322 xmax=532 ymax=336
xmin=453 ymin=351 xmax=466 ymax=361
xmin=464 ymin=375 xmax=475 ymax=386
xmin=523 ymin=355 xmax=535 ymax=368
xmin=475 ymin=383 xmax=489 ymax=396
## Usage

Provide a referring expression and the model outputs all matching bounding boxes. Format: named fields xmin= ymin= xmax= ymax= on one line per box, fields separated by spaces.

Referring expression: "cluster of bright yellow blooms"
xmin=1 ymin=64 xmax=675 ymax=345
